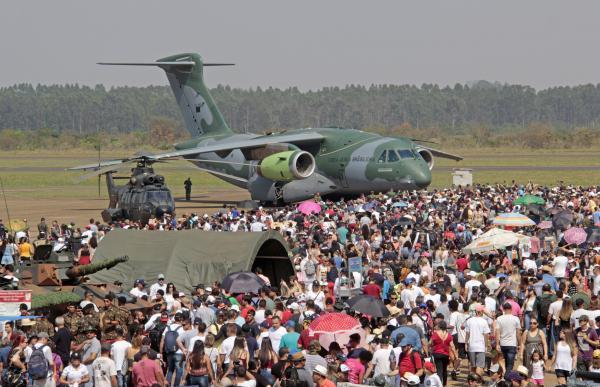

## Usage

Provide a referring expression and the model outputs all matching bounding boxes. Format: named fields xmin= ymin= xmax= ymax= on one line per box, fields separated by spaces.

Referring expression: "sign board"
xmin=348 ymin=257 xmax=362 ymax=274
xmin=0 ymin=290 xmax=32 ymax=315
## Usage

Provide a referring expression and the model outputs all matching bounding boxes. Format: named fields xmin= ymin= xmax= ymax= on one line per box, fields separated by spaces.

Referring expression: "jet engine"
xmin=257 ymin=150 xmax=316 ymax=181
xmin=416 ymin=148 xmax=434 ymax=170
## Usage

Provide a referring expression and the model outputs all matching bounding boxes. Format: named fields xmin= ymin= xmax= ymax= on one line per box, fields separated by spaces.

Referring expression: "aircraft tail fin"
xmin=99 ymin=53 xmax=234 ymax=138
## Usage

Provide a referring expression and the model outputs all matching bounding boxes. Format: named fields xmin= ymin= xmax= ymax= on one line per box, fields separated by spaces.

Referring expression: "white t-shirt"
xmin=523 ymin=258 xmax=538 ymax=272
xmin=464 ymin=316 xmax=490 ymax=352
xmin=220 ymin=336 xmax=236 ymax=364
xmin=484 ymin=297 xmax=497 ymax=315
xmin=92 ymin=356 xmax=117 ymax=387
xmin=149 ymin=282 xmax=167 ymax=299
xmin=306 ymin=290 xmax=325 ymax=310
xmin=401 ymin=287 xmax=424 ymax=308
xmin=268 ymin=326 xmax=287 ymax=352
xmin=236 ymin=379 xmax=257 ymax=387
xmin=465 ymin=279 xmax=482 ymax=299
xmin=548 ymin=300 xmax=564 ymax=322
xmin=255 ymin=309 xmax=266 ymax=324
xmin=593 ymin=274 xmax=600 ymax=296
xmin=553 ymin=256 xmax=569 ymax=278
xmin=111 ymin=339 xmax=132 ymax=373
xmin=424 ymin=293 xmax=441 ymax=308
xmin=188 ymin=334 xmax=207 ymax=352
xmin=62 ymin=364 xmax=90 ymax=386
xmin=371 ymin=347 xmax=393 ymax=377
xmin=129 ymin=287 xmax=149 ymax=299
xmin=496 ymin=314 xmax=520 ymax=347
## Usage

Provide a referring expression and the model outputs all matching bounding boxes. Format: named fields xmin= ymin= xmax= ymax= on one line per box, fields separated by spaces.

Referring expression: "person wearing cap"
xmin=400 ymin=277 xmax=423 ymax=310
xmin=495 ymin=302 xmax=522 ymax=372
xmin=396 ymin=336 xmax=422 ymax=380
xmin=149 ymin=274 xmax=167 ymax=301
xmin=100 ymin=294 xmax=120 ymax=342
xmin=60 ymin=353 xmax=90 ymax=387
xmin=62 ymin=302 xmax=81 ymax=337
xmin=287 ymin=352 xmax=313 ymax=387
xmin=304 ymin=339 xmax=327 ymax=376
xmin=312 ymin=364 xmax=335 ymax=387
xmin=541 ymin=265 xmax=558 ymax=291
xmin=464 ymin=305 xmax=490 ymax=377
xmin=365 ymin=333 xmax=395 ymax=381
xmin=71 ymin=327 xmax=100 ymax=387
xmin=464 ymin=271 xmax=482 ymax=300
xmin=279 ymin=320 xmax=300 ymax=354
xmin=130 ymin=279 xmax=148 ymax=299
xmin=24 ymin=331 xmax=55 ymax=386
xmin=91 ymin=342 xmax=117 ymax=387
xmin=575 ymin=314 xmax=599 ymax=371
xmin=423 ymin=361 xmax=442 ymax=387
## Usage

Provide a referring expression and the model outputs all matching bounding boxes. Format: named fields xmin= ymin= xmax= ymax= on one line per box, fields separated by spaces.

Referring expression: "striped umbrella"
xmin=493 ymin=213 xmax=536 ymax=227
xmin=563 ymin=227 xmax=587 ymax=245
xmin=537 ymin=220 xmax=553 ymax=230
xmin=463 ymin=228 xmax=529 ymax=254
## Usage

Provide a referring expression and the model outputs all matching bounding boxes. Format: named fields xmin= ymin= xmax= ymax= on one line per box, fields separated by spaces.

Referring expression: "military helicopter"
xmin=76 ymin=156 xmax=175 ymax=224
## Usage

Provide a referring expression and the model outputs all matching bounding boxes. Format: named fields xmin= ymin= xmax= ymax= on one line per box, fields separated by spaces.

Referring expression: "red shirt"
xmin=430 ymin=331 xmax=452 ymax=356
xmin=456 ymin=257 xmax=468 ymax=272
xmin=241 ymin=306 xmax=255 ymax=319
xmin=317 ymin=379 xmax=336 ymax=387
xmin=362 ymin=283 xmax=381 ymax=298
xmin=298 ymin=328 xmax=318 ymax=348
xmin=132 ymin=358 xmax=160 ymax=387
xmin=398 ymin=350 xmax=422 ymax=376
xmin=281 ymin=310 xmax=292 ymax=324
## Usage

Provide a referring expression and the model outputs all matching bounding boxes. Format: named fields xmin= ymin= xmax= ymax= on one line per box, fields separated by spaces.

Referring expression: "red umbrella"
xmin=308 ymin=313 xmax=360 ymax=334
xmin=564 ymin=227 xmax=587 ymax=245
xmin=537 ymin=220 xmax=553 ymax=230
xmin=308 ymin=313 xmax=363 ymax=350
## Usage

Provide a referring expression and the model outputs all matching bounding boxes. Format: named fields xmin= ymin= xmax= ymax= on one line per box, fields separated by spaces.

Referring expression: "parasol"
xmin=221 ymin=272 xmax=266 ymax=294
xmin=493 ymin=213 xmax=536 ymax=227
xmin=563 ymin=227 xmax=587 ymax=246
xmin=513 ymin=195 xmax=545 ymax=206
xmin=297 ymin=200 xmax=321 ymax=215
xmin=346 ymin=295 xmax=390 ymax=318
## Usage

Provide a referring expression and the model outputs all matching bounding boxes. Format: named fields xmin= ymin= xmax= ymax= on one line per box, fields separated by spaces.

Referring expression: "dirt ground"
xmin=3 ymin=186 xmax=250 ymax=227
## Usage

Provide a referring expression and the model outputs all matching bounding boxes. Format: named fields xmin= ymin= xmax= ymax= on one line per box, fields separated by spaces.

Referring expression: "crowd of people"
xmin=1 ymin=182 xmax=600 ymax=387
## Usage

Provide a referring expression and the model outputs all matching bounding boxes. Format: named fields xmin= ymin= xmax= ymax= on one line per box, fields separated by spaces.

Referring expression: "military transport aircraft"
xmin=70 ymin=53 xmax=462 ymax=205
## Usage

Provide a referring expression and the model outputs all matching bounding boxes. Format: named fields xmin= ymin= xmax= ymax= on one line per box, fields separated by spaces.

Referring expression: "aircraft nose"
xmin=412 ymin=165 xmax=432 ymax=189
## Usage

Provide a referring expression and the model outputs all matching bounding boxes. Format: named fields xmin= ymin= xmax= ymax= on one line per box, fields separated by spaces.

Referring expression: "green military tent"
xmin=89 ymin=229 xmax=293 ymax=293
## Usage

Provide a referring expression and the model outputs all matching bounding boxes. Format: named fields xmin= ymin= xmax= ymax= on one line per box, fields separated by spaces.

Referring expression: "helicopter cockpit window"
xmin=387 ymin=149 xmax=399 ymax=162
xmin=397 ymin=149 xmax=415 ymax=159
xmin=377 ymin=150 xmax=387 ymax=163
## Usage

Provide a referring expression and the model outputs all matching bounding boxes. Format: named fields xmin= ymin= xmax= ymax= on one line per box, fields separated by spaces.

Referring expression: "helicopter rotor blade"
xmin=73 ymin=163 xmax=127 ymax=183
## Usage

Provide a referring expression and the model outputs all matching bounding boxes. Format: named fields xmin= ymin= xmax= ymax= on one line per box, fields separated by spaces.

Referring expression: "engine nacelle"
xmin=257 ymin=150 xmax=315 ymax=181
xmin=417 ymin=148 xmax=434 ymax=170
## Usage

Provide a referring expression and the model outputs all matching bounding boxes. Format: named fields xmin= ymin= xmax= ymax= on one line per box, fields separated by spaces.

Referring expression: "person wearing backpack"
xmin=160 ymin=312 xmax=185 ymax=386
xmin=25 ymin=332 xmax=55 ymax=387
xmin=396 ymin=337 xmax=423 ymax=380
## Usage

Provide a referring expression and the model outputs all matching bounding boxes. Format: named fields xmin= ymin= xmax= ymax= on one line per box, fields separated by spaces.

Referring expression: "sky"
xmin=2 ymin=1 xmax=600 ymax=91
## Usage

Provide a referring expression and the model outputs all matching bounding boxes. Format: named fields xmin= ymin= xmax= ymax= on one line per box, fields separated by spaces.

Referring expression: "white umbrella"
xmin=463 ymin=228 xmax=529 ymax=254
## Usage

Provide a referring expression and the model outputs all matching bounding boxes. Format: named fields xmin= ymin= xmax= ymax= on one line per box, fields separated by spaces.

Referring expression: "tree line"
xmin=1 ymin=81 xmax=599 ymax=150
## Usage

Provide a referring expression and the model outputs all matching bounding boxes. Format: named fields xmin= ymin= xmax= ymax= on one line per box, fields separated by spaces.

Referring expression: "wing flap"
xmin=424 ymin=147 xmax=463 ymax=161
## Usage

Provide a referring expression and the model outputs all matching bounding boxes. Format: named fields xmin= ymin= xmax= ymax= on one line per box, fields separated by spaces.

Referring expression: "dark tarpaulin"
xmin=89 ymin=229 xmax=292 ymax=294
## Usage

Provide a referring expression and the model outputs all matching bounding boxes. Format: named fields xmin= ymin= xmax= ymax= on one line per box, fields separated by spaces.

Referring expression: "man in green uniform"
xmin=116 ymin=296 xmax=131 ymax=337
xmin=62 ymin=302 xmax=81 ymax=337
xmin=34 ymin=310 xmax=55 ymax=338
xmin=100 ymin=294 xmax=120 ymax=342
xmin=77 ymin=303 xmax=100 ymax=343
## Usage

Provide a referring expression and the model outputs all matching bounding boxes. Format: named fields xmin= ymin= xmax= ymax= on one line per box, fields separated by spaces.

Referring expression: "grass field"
xmin=0 ymin=147 xmax=598 ymax=225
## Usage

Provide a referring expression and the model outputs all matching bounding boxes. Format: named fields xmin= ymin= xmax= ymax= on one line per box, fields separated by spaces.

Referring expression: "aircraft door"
xmin=338 ymin=164 xmax=349 ymax=188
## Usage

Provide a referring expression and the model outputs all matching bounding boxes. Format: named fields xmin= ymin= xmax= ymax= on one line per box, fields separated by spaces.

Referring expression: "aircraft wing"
xmin=147 ymin=132 xmax=325 ymax=160
xmin=422 ymin=147 xmax=463 ymax=161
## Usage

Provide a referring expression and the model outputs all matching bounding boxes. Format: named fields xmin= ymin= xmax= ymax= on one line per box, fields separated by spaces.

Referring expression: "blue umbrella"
xmin=364 ymin=202 xmax=377 ymax=211
xmin=392 ymin=201 xmax=408 ymax=208
xmin=0 ymin=316 xmax=42 ymax=322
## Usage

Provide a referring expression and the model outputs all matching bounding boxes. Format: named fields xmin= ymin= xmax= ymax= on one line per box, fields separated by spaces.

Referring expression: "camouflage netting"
xmin=32 ymin=291 xmax=81 ymax=309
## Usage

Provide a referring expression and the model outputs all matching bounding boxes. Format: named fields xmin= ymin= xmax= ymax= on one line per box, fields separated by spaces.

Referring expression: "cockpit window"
xmin=145 ymin=191 xmax=171 ymax=204
xmin=387 ymin=149 xmax=399 ymax=162
xmin=377 ymin=150 xmax=387 ymax=163
xmin=398 ymin=149 xmax=415 ymax=159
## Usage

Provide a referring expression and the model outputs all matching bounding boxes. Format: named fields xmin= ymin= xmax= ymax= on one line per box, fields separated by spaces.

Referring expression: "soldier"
xmin=184 ymin=178 xmax=192 ymax=201
xmin=34 ymin=311 xmax=55 ymax=339
xmin=100 ymin=294 xmax=120 ymax=342
xmin=116 ymin=296 xmax=131 ymax=337
xmin=77 ymin=303 xmax=100 ymax=343
xmin=62 ymin=302 xmax=81 ymax=337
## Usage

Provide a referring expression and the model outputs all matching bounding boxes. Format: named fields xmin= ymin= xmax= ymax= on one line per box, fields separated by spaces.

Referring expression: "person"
xmin=257 ymin=337 xmax=278 ymax=384
xmin=287 ymin=352 xmax=313 ymax=387
xmin=110 ymin=327 xmax=131 ymax=387
xmin=183 ymin=340 xmax=214 ymax=387
xmin=1 ymin=236 xmax=17 ymax=266
xmin=574 ymin=314 xmax=599 ymax=371
xmin=528 ymin=350 xmax=544 ymax=386
xmin=268 ymin=316 xmax=287 ymax=353
xmin=464 ymin=305 xmax=490 ymax=377
xmin=495 ymin=302 xmax=521 ymax=373
xmin=312 ymin=364 xmax=335 ymax=387
xmin=60 ymin=353 xmax=90 ymax=387
xmin=228 ymin=365 xmax=256 ymax=387
xmin=519 ymin=317 xmax=548 ymax=370
xmin=184 ymin=178 xmax=192 ymax=201
xmin=397 ymin=337 xmax=423 ymax=379
xmin=73 ymin=328 xmax=100 ymax=387
xmin=551 ymin=329 xmax=577 ymax=385
xmin=131 ymin=346 xmax=165 ymax=387
xmin=25 ymin=332 xmax=55 ymax=387
xmin=77 ymin=241 xmax=92 ymax=265
xmin=280 ymin=320 xmax=300 ymax=354
xmin=160 ymin=312 xmax=184 ymax=386
xmin=91 ymin=343 xmax=117 ymax=387
xmin=430 ymin=320 xmax=455 ymax=386
xmin=149 ymin=274 xmax=167 ymax=300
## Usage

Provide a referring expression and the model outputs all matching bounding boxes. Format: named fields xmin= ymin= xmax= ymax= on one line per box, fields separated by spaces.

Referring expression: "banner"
xmin=0 ymin=290 xmax=32 ymax=315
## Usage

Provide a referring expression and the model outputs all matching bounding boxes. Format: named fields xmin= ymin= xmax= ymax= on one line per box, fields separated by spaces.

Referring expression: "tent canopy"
xmin=89 ymin=230 xmax=292 ymax=293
